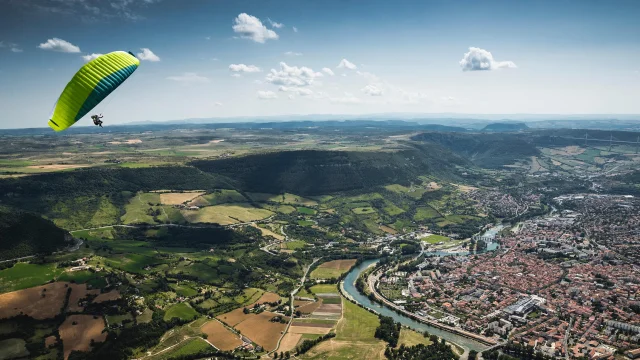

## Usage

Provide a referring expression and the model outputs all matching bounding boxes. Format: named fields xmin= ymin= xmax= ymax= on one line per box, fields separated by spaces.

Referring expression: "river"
xmin=341 ymin=225 xmax=505 ymax=352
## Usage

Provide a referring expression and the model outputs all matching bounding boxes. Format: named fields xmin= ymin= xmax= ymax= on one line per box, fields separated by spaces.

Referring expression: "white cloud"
xmin=267 ymin=18 xmax=284 ymax=28
xmin=167 ymin=72 xmax=209 ymax=83
xmin=233 ymin=13 xmax=278 ymax=43
xmin=322 ymin=68 xmax=334 ymax=76
xmin=229 ymin=64 xmax=262 ymax=73
xmin=214 ymin=102 xmax=223 ymax=106
xmin=230 ymin=73 xmax=242 ymax=78
xmin=211 ymin=57 xmax=219 ymax=61
xmin=10 ymin=47 xmax=23 ymax=53
xmin=278 ymin=86 xmax=313 ymax=96
xmin=205 ymin=36 xmax=211 ymax=40
xmin=265 ymin=62 xmax=323 ymax=87
xmin=38 ymin=38 xmax=80 ymax=53
xmin=137 ymin=48 xmax=160 ymax=61
xmin=257 ymin=90 xmax=277 ymax=99
xmin=82 ymin=53 xmax=102 ymax=62
xmin=285 ymin=51 xmax=303 ymax=56
xmin=459 ymin=47 xmax=516 ymax=71
xmin=362 ymin=84 xmax=383 ymax=96
xmin=292 ymin=26 xmax=298 ymax=33
xmin=288 ymin=94 xmax=295 ymax=100
xmin=337 ymin=58 xmax=357 ymax=70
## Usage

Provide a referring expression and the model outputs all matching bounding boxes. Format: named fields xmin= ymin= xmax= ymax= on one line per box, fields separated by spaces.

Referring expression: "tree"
xmin=469 ymin=349 xmax=478 ymax=360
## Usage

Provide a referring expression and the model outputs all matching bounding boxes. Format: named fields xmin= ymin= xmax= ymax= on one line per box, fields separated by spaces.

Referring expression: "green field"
xmin=164 ymin=303 xmax=199 ymax=322
xmin=421 ymin=234 xmax=450 ymax=244
xmin=414 ymin=206 xmax=441 ymax=221
xmin=310 ymin=267 xmax=351 ymax=280
xmin=154 ymin=337 xmax=211 ymax=360
xmin=383 ymin=202 xmax=405 ymax=216
xmin=103 ymin=253 xmax=162 ymax=274
xmin=297 ymin=207 xmax=317 ymax=215
xmin=155 ymin=337 xmax=210 ymax=360
xmin=196 ymin=190 xmax=247 ymax=205
xmin=335 ymin=298 xmax=380 ymax=342
xmin=309 ymin=284 xmax=339 ymax=295
xmin=0 ymin=263 xmax=64 ymax=293
xmin=182 ymin=203 xmax=273 ymax=225
xmin=57 ymin=270 xmax=107 ymax=288
xmin=351 ymin=207 xmax=376 ymax=215
xmin=248 ymin=192 xmax=317 ymax=206
xmin=297 ymin=220 xmax=315 ymax=226
xmin=121 ymin=192 xmax=161 ymax=225
xmin=397 ymin=328 xmax=432 ymax=348
xmin=107 ymin=313 xmax=134 ymax=327
xmin=385 ymin=184 xmax=426 ymax=199
xmin=170 ymin=283 xmax=199 ymax=297
xmin=137 ymin=308 xmax=154 ymax=324
xmin=0 ymin=338 xmax=28 ymax=359
xmin=285 ymin=240 xmax=307 ymax=250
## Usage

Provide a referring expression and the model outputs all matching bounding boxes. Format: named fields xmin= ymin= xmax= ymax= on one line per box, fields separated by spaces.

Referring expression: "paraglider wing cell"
xmin=48 ymin=51 xmax=139 ymax=131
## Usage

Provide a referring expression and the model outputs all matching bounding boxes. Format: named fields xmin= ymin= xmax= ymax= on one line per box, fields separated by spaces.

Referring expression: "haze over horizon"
xmin=1 ymin=0 xmax=639 ymax=129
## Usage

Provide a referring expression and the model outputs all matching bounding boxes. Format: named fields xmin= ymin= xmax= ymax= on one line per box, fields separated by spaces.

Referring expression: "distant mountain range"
xmin=2 ymin=114 xmax=640 ymax=135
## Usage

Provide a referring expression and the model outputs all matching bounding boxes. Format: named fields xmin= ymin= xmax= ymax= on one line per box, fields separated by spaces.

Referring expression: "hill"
xmin=191 ymin=144 xmax=468 ymax=195
xmin=482 ymin=122 xmax=528 ymax=132
xmin=0 ymin=166 xmax=235 ymax=229
xmin=411 ymin=132 xmax=539 ymax=168
xmin=0 ymin=206 xmax=71 ymax=261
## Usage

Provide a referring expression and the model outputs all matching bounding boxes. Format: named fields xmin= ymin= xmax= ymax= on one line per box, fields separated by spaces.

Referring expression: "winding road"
xmin=268 ymin=257 xmax=321 ymax=357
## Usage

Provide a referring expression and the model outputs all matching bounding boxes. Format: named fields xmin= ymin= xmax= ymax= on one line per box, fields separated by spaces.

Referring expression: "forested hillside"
xmin=412 ymin=132 xmax=539 ymax=168
xmin=0 ymin=166 xmax=235 ymax=229
xmin=0 ymin=206 xmax=70 ymax=260
xmin=191 ymin=144 xmax=468 ymax=195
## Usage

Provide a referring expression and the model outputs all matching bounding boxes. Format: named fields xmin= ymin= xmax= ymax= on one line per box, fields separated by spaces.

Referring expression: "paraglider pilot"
xmin=91 ymin=114 xmax=103 ymax=128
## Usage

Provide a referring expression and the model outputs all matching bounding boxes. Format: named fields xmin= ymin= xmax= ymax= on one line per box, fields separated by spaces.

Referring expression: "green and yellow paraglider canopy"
xmin=48 ymin=51 xmax=140 ymax=131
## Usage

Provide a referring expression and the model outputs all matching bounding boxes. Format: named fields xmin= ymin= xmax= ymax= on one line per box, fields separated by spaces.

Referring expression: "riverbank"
xmin=341 ymin=259 xmax=491 ymax=352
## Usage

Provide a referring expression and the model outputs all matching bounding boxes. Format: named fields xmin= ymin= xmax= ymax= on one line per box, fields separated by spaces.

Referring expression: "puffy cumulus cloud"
xmin=362 ymin=84 xmax=383 ymax=96
xmin=137 ymin=48 xmax=160 ymax=61
xmin=459 ymin=47 xmax=516 ymax=71
xmin=257 ymin=90 xmax=277 ymax=99
xmin=322 ymin=68 xmax=334 ymax=76
xmin=229 ymin=64 xmax=261 ymax=73
xmin=278 ymin=86 xmax=313 ymax=96
xmin=265 ymin=62 xmax=323 ymax=87
xmin=166 ymin=72 xmax=209 ymax=83
xmin=82 ymin=53 xmax=102 ymax=62
xmin=233 ymin=13 xmax=279 ymax=43
xmin=337 ymin=58 xmax=357 ymax=70
xmin=284 ymin=51 xmax=302 ymax=56
xmin=38 ymin=38 xmax=80 ymax=53
xmin=267 ymin=18 xmax=284 ymax=28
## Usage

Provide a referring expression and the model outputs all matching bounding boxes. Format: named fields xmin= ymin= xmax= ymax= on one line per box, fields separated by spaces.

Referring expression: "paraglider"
xmin=91 ymin=114 xmax=104 ymax=127
xmin=48 ymin=51 xmax=139 ymax=131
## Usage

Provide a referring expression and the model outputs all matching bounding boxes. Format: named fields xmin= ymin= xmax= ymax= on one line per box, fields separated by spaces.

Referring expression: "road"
xmin=268 ymin=257 xmax=321 ymax=357
xmin=563 ymin=317 xmax=573 ymax=359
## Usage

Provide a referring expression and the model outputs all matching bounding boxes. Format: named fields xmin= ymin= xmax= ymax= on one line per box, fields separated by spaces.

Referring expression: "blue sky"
xmin=1 ymin=0 xmax=639 ymax=128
